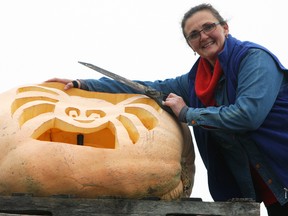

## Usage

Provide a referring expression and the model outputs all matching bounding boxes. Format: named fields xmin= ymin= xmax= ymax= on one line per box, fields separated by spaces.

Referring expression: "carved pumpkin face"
xmin=0 ymin=82 xmax=195 ymax=200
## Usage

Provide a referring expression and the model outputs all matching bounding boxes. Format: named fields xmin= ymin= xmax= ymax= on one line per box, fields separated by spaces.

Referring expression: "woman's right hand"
xmin=45 ymin=78 xmax=75 ymax=90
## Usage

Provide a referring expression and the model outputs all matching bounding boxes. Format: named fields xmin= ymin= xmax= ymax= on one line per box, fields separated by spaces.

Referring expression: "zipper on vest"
xmin=284 ymin=188 xmax=288 ymax=199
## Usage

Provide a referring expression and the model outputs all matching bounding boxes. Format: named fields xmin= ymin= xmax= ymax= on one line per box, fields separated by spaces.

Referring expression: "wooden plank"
xmin=0 ymin=196 xmax=260 ymax=216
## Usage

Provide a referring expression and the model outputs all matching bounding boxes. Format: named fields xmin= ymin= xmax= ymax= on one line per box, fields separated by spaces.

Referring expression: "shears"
xmin=78 ymin=61 xmax=173 ymax=115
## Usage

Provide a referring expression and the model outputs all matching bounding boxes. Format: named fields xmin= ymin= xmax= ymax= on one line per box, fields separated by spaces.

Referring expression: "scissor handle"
xmin=145 ymin=91 xmax=174 ymax=116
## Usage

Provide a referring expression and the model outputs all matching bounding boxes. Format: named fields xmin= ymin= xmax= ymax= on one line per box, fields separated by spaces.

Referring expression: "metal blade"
xmin=78 ymin=61 xmax=174 ymax=115
xmin=78 ymin=61 xmax=162 ymax=98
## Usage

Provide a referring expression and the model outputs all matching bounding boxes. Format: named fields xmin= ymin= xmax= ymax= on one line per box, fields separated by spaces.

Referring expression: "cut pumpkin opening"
xmin=37 ymin=127 xmax=116 ymax=149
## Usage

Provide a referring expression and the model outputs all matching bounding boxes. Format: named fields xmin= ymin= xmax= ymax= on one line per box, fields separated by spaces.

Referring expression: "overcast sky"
xmin=1 ymin=0 xmax=286 ymax=215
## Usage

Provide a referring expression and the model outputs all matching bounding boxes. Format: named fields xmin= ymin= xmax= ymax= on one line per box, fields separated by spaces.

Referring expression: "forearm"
xmin=78 ymin=73 xmax=191 ymax=104
xmin=78 ymin=77 xmax=141 ymax=93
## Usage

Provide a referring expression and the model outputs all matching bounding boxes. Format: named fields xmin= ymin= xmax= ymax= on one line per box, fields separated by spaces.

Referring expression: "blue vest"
xmin=188 ymin=35 xmax=288 ymax=201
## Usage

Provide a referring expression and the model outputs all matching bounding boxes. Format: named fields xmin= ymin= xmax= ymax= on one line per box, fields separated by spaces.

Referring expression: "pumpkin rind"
xmin=0 ymin=82 xmax=195 ymax=200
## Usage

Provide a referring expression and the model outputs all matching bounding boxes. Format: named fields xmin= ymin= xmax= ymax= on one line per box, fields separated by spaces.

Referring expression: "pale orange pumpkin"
xmin=0 ymin=82 xmax=195 ymax=200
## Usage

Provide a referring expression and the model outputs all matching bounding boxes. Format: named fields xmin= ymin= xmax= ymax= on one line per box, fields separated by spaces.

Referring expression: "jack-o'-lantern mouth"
xmin=30 ymin=118 xmax=118 ymax=149
xmin=36 ymin=127 xmax=116 ymax=149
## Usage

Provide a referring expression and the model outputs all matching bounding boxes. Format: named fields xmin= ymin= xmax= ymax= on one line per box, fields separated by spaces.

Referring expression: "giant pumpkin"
xmin=0 ymin=82 xmax=195 ymax=200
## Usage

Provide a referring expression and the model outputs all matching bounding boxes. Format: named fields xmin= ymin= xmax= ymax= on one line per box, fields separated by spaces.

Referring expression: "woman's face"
xmin=184 ymin=10 xmax=229 ymax=65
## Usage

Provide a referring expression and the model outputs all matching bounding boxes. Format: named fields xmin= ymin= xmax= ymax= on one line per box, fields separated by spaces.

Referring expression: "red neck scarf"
xmin=195 ymin=58 xmax=223 ymax=107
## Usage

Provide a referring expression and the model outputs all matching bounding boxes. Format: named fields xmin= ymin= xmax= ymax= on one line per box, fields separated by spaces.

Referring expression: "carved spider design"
xmin=11 ymin=83 xmax=162 ymax=149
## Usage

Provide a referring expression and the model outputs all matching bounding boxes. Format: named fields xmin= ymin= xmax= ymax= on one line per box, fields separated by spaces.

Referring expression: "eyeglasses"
xmin=186 ymin=21 xmax=222 ymax=42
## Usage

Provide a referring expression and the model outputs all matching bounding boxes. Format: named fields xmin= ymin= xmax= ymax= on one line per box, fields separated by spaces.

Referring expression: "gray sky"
xmin=1 ymin=1 xmax=286 ymax=215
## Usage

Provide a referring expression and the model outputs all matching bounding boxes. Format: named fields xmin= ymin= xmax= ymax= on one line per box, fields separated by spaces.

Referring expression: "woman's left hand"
xmin=163 ymin=93 xmax=187 ymax=118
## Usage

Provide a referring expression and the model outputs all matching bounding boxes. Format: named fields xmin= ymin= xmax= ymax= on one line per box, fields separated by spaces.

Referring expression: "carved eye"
xmin=65 ymin=107 xmax=80 ymax=118
xmin=86 ymin=110 xmax=106 ymax=118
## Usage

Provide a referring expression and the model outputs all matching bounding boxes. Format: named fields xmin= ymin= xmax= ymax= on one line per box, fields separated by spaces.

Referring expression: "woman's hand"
xmin=163 ymin=93 xmax=187 ymax=118
xmin=45 ymin=78 xmax=75 ymax=90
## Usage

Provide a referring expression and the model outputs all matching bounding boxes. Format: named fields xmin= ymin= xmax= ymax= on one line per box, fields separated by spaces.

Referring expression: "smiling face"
xmin=11 ymin=83 xmax=161 ymax=148
xmin=184 ymin=10 xmax=229 ymax=65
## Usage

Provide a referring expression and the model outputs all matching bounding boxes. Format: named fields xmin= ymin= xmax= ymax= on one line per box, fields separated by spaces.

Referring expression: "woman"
xmin=47 ymin=3 xmax=288 ymax=215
